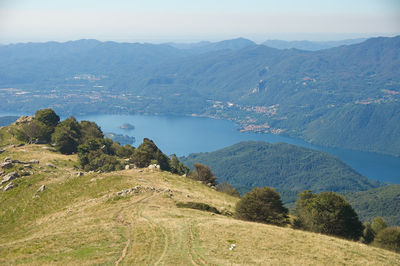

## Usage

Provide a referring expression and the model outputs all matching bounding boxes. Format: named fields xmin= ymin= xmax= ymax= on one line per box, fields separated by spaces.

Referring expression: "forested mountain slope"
xmin=1 ymin=36 xmax=399 ymax=155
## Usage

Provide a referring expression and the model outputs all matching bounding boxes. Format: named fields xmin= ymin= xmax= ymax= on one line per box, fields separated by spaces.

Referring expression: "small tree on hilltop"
xmin=371 ymin=216 xmax=387 ymax=235
xmin=294 ymin=191 xmax=363 ymax=240
xmin=217 ymin=182 xmax=240 ymax=197
xmin=34 ymin=108 xmax=60 ymax=127
xmin=130 ymin=138 xmax=170 ymax=170
xmin=169 ymin=154 xmax=190 ymax=175
xmin=192 ymin=163 xmax=217 ymax=186
xmin=373 ymin=227 xmax=400 ymax=253
xmin=51 ymin=116 xmax=81 ymax=154
xmin=235 ymin=187 xmax=289 ymax=226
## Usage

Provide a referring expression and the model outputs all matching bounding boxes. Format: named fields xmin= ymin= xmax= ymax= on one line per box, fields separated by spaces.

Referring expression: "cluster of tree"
xmin=15 ymin=109 xmax=60 ymax=144
xmin=129 ymin=138 xmax=189 ymax=175
xmin=235 ymin=187 xmax=400 ymax=252
xmin=362 ymin=217 xmax=400 ymax=253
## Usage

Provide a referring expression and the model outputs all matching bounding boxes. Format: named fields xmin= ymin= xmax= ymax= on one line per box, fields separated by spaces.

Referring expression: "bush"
xmin=79 ymin=120 xmax=104 ymax=141
xmin=34 ymin=108 xmax=60 ymax=127
xmin=191 ymin=163 xmax=217 ymax=186
xmin=176 ymin=202 xmax=220 ymax=214
xmin=217 ymin=182 xmax=240 ymax=197
xmin=371 ymin=216 xmax=387 ymax=235
xmin=235 ymin=187 xmax=289 ymax=226
xmin=294 ymin=191 xmax=363 ymax=240
xmin=373 ymin=227 xmax=400 ymax=253
xmin=130 ymin=138 xmax=170 ymax=170
xmin=51 ymin=116 xmax=81 ymax=154
xmin=16 ymin=120 xmax=52 ymax=143
xmin=169 ymin=154 xmax=189 ymax=175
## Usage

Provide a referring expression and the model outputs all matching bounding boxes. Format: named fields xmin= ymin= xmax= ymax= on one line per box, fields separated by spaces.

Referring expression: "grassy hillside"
xmin=1 ymin=144 xmax=399 ymax=264
xmin=180 ymin=141 xmax=380 ymax=195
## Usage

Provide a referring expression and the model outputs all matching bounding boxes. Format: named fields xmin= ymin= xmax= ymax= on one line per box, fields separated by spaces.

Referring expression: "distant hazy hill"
xmin=262 ymin=38 xmax=366 ymax=51
xmin=180 ymin=141 xmax=380 ymax=194
xmin=344 ymin=185 xmax=400 ymax=226
xmin=0 ymin=116 xmax=19 ymax=127
xmin=166 ymin=37 xmax=256 ymax=52
xmin=0 ymin=36 xmax=399 ymax=155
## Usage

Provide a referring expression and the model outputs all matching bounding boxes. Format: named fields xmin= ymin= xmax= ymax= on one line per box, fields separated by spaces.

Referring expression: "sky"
xmin=0 ymin=0 xmax=399 ymax=43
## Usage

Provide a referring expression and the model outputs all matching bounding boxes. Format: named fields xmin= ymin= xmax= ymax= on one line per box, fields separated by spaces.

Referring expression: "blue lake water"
xmin=77 ymin=114 xmax=400 ymax=185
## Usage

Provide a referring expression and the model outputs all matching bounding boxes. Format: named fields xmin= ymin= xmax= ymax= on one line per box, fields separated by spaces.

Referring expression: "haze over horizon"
xmin=0 ymin=0 xmax=399 ymax=44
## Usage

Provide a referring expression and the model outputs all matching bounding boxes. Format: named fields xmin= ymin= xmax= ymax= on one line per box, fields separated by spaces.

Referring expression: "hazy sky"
xmin=0 ymin=0 xmax=399 ymax=43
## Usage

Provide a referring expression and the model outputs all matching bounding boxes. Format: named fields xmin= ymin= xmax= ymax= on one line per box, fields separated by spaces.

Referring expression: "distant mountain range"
xmin=261 ymin=38 xmax=367 ymax=51
xmin=0 ymin=36 xmax=399 ymax=155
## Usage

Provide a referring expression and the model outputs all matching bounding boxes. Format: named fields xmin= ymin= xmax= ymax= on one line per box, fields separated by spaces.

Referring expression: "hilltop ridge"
xmin=0 ymin=143 xmax=399 ymax=264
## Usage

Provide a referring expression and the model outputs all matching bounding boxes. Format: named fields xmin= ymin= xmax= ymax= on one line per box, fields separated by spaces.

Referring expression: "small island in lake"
xmin=120 ymin=123 xmax=135 ymax=130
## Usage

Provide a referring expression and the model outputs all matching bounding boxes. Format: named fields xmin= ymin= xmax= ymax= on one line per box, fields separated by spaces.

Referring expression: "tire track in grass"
xmin=113 ymin=192 xmax=157 ymax=265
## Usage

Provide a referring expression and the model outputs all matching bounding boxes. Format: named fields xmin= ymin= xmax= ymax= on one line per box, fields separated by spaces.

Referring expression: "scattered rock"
xmin=12 ymin=115 xmax=33 ymax=125
xmin=23 ymin=164 xmax=32 ymax=169
xmin=125 ymin=165 xmax=130 ymax=170
xmin=207 ymin=183 xmax=213 ymax=187
xmin=41 ymin=146 xmax=51 ymax=150
xmin=29 ymin=159 xmax=40 ymax=164
xmin=0 ymin=149 xmax=5 ymax=154
xmin=0 ymin=171 xmax=4 ymax=177
xmin=97 ymin=170 xmax=102 ymax=174
xmin=148 ymin=164 xmax=160 ymax=170
xmin=16 ymin=143 xmax=24 ymax=147
xmin=211 ymin=186 xmax=216 ymax=190
xmin=46 ymin=163 xmax=56 ymax=169
xmin=36 ymin=185 xmax=46 ymax=193
xmin=76 ymin=172 xmax=84 ymax=177
xmin=20 ymin=171 xmax=31 ymax=176
xmin=182 ymin=174 xmax=187 ymax=177
xmin=90 ymin=178 xmax=96 ymax=182
xmin=1 ymin=171 xmax=19 ymax=185
xmin=4 ymin=157 xmax=11 ymax=162
xmin=0 ymin=161 xmax=13 ymax=169
xmin=3 ymin=182 xmax=16 ymax=191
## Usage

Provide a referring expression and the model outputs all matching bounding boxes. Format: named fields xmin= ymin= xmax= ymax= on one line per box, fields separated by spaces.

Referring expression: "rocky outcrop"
xmin=12 ymin=115 xmax=33 ymax=126
xmin=0 ymin=161 xmax=12 ymax=169
xmin=46 ymin=163 xmax=56 ymax=169
xmin=3 ymin=181 xmax=16 ymax=191
xmin=1 ymin=171 xmax=19 ymax=185
xmin=36 ymin=185 xmax=46 ymax=193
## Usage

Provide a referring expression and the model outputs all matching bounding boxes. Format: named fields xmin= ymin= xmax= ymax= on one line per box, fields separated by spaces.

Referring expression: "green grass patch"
xmin=176 ymin=201 xmax=220 ymax=214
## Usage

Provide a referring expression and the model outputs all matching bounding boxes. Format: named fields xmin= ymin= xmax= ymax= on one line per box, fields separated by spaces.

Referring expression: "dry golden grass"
xmin=0 ymin=144 xmax=399 ymax=265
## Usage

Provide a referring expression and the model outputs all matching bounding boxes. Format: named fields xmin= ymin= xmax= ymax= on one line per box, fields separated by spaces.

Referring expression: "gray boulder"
xmin=36 ymin=185 xmax=46 ymax=193
xmin=3 ymin=182 xmax=16 ymax=191
xmin=1 ymin=171 xmax=19 ymax=185
xmin=46 ymin=163 xmax=56 ymax=169
xmin=0 ymin=161 xmax=12 ymax=169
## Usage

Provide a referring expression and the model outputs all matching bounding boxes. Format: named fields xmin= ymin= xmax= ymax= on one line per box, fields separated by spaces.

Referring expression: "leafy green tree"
xmin=34 ymin=108 xmax=60 ymax=127
xmin=191 ymin=163 xmax=217 ymax=186
xmin=51 ymin=116 xmax=81 ymax=154
xmin=371 ymin=216 xmax=387 ymax=235
xmin=79 ymin=120 xmax=104 ymax=141
xmin=373 ymin=227 xmax=400 ymax=253
xmin=217 ymin=182 xmax=240 ymax=197
xmin=112 ymin=141 xmax=135 ymax=158
xmin=361 ymin=222 xmax=375 ymax=244
xmin=16 ymin=120 xmax=52 ymax=143
xmin=130 ymin=138 xmax=170 ymax=170
xmin=169 ymin=154 xmax=189 ymax=175
xmin=235 ymin=187 xmax=289 ymax=226
xmin=294 ymin=191 xmax=363 ymax=240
